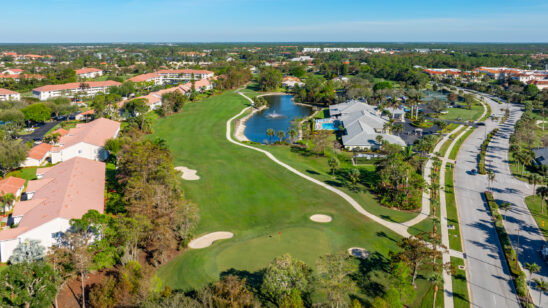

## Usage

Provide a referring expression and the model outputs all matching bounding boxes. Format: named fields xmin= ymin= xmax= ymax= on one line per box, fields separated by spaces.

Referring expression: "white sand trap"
xmin=310 ymin=214 xmax=332 ymax=223
xmin=348 ymin=247 xmax=369 ymax=259
xmin=188 ymin=232 xmax=234 ymax=249
xmin=175 ymin=166 xmax=200 ymax=180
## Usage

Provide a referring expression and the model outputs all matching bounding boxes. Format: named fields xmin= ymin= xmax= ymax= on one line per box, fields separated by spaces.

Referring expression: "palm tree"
xmin=536 ymin=186 xmax=548 ymax=214
xmin=328 ymin=157 xmax=340 ymax=176
xmin=529 ymin=174 xmax=544 ymax=195
xmin=1 ymin=192 xmax=14 ymax=215
xmin=429 ymin=273 xmax=443 ymax=308
xmin=348 ymin=168 xmax=361 ymax=190
xmin=533 ymin=278 xmax=547 ymax=307
xmin=393 ymin=123 xmax=404 ymax=136
xmin=287 ymin=129 xmax=297 ymax=143
xmin=276 ymin=130 xmax=285 ymax=143
xmin=499 ymin=201 xmax=511 ymax=222
xmin=525 ymin=262 xmax=541 ymax=292
xmin=266 ymin=128 xmax=275 ymax=144
xmin=487 ymin=169 xmax=496 ymax=192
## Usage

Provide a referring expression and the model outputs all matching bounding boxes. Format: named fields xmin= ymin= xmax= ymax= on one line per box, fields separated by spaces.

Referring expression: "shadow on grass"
xmin=351 ymin=252 xmax=390 ymax=299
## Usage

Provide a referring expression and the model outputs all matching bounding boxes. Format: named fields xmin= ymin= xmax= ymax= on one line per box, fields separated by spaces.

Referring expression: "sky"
xmin=2 ymin=0 xmax=547 ymax=43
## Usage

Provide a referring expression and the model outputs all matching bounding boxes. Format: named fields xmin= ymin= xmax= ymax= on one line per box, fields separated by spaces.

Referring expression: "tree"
xmin=266 ymin=128 xmax=275 ymax=144
xmin=261 ymin=254 xmax=313 ymax=304
xmin=528 ymin=174 xmax=543 ymax=195
xmin=287 ymin=129 xmax=298 ymax=143
xmin=316 ymin=252 xmax=358 ymax=308
xmin=533 ymin=278 xmax=547 ymax=307
xmin=427 ymin=98 xmax=446 ymax=113
xmin=525 ymin=262 xmax=540 ymax=289
xmin=348 ymin=168 xmax=361 ymax=190
xmin=536 ymin=186 xmax=548 ymax=214
xmin=21 ymin=103 xmax=51 ymax=124
xmin=487 ymin=169 xmax=495 ymax=192
xmin=396 ymin=235 xmax=432 ymax=287
xmin=0 ymin=139 xmax=28 ymax=176
xmin=0 ymin=192 xmax=14 ymax=215
xmin=390 ymin=261 xmax=415 ymax=304
xmin=499 ymin=201 xmax=511 ymax=222
xmin=277 ymin=130 xmax=286 ymax=143
xmin=0 ymin=261 xmax=58 ymax=308
xmin=429 ymin=273 xmax=443 ymax=308
xmin=258 ymin=68 xmax=283 ymax=91
xmin=123 ymin=98 xmax=148 ymax=118
xmin=9 ymin=239 xmax=46 ymax=264
xmin=212 ymin=275 xmax=256 ymax=307
xmin=328 ymin=157 xmax=340 ymax=176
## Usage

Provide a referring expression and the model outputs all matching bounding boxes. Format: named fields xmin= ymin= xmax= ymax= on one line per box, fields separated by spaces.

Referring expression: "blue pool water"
xmin=322 ymin=123 xmax=336 ymax=130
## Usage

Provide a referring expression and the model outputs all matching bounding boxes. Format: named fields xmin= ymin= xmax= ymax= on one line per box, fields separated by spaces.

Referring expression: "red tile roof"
xmin=75 ymin=68 xmax=102 ymax=75
xmin=52 ymin=117 xmax=120 ymax=151
xmin=0 ymin=88 xmax=18 ymax=95
xmin=33 ymin=80 xmax=121 ymax=92
xmin=0 ymin=73 xmax=45 ymax=80
xmin=0 ymin=157 xmax=105 ymax=240
xmin=0 ymin=177 xmax=25 ymax=196
xmin=27 ymin=143 xmax=53 ymax=160
xmin=128 ymin=73 xmax=161 ymax=83
xmin=52 ymin=128 xmax=69 ymax=137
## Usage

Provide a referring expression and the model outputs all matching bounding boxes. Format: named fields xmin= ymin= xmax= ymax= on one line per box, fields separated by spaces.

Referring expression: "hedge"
xmin=478 ymin=128 xmax=498 ymax=174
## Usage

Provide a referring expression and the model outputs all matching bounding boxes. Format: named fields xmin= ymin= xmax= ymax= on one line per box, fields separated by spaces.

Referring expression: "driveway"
xmin=454 ymin=93 xmax=521 ymax=308
xmin=18 ymin=121 xmax=59 ymax=143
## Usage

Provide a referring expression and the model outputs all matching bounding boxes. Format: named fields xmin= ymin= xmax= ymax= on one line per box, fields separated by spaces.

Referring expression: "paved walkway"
xmin=232 ymin=91 xmax=411 ymax=237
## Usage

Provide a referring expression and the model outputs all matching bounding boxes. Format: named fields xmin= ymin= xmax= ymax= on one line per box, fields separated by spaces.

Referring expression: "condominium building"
xmin=32 ymin=80 xmax=121 ymax=100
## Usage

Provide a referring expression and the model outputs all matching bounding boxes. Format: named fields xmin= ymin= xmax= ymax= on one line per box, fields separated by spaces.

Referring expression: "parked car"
xmin=540 ymin=246 xmax=548 ymax=264
xmin=470 ymin=169 xmax=477 ymax=175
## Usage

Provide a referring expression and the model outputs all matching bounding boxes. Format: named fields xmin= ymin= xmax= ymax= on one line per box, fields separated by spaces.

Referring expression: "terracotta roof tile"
xmin=27 ymin=143 xmax=53 ymax=160
xmin=33 ymin=81 xmax=121 ymax=92
xmin=0 ymin=177 xmax=25 ymax=196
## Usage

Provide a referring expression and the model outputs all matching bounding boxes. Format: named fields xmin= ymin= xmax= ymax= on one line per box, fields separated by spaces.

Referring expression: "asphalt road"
xmin=17 ymin=121 xmax=59 ymax=143
xmin=484 ymin=101 xmax=548 ymax=306
xmin=454 ymin=94 xmax=521 ymax=308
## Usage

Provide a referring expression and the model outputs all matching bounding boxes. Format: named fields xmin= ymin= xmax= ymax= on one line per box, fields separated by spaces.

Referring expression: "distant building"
xmin=2 ymin=68 xmax=23 ymax=75
xmin=0 ymin=88 xmax=20 ymax=101
xmin=75 ymin=68 xmax=103 ymax=79
xmin=282 ymin=76 xmax=304 ymax=88
xmin=291 ymin=56 xmax=313 ymax=62
xmin=528 ymin=80 xmax=548 ymax=90
xmin=128 ymin=69 xmax=214 ymax=86
xmin=32 ymin=80 xmax=121 ymax=100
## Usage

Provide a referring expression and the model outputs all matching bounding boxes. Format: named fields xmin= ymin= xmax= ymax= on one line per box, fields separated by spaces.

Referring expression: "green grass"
xmin=5 ymin=167 xmax=37 ymax=184
xmin=438 ymin=104 xmax=483 ymax=122
xmin=262 ymin=146 xmax=420 ymax=223
xmin=524 ymin=195 xmax=548 ymax=241
xmin=479 ymin=102 xmax=492 ymax=122
xmin=152 ymin=91 xmax=405 ymax=298
xmin=409 ymin=166 xmax=441 ymax=237
xmin=451 ymin=257 xmax=470 ymax=308
xmin=445 ymin=164 xmax=462 ymax=252
xmin=438 ymin=126 xmax=463 ymax=157
xmin=449 ymin=128 xmax=475 ymax=160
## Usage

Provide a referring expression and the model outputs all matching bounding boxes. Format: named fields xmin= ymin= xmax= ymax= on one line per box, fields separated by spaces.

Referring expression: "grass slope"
xmin=152 ymin=92 xmax=403 ymax=296
xmin=445 ymin=164 xmax=462 ymax=252
xmin=524 ymin=195 xmax=548 ymax=241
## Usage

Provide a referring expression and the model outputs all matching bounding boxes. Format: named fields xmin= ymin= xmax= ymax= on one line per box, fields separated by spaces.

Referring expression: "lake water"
xmin=244 ymin=95 xmax=313 ymax=143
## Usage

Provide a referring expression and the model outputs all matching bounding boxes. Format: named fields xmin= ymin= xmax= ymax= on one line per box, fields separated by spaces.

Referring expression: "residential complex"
xmin=32 ymin=80 xmax=121 ymax=100
xmin=75 ymin=67 xmax=103 ymax=79
xmin=0 ymin=157 xmax=105 ymax=263
xmin=128 ymin=69 xmax=214 ymax=85
xmin=132 ymin=78 xmax=213 ymax=110
xmin=0 ymin=88 xmax=21 ymax=101
xmin=324 ymin=100 xmax=406 ymax=150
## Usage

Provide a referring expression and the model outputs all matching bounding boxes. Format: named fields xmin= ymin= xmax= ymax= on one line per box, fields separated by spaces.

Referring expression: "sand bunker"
xmin=175 ymin=166 xmax=200 ymax=180
xmin=348 ymin=247 xmax=369 ymax=259
xmin=188 ymin=232 xmax=234 ymax=249
xmin=310 ymin=214 xmax=332 ymax=223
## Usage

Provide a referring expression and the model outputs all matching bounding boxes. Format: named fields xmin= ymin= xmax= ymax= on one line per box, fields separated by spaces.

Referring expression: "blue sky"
xmin=2 ymin=0 xmax=547 ymax=42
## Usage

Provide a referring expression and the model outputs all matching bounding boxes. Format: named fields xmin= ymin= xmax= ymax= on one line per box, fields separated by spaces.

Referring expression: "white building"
xmin=0 ymin=158 xmax=105 ymax=262
xmin=50 ymin=118 xmax=121 ymax=164
xmin=32 ymin=80 xmax=121 ymax=101
xmin=75 ymin=67 xmax=103 ymax=79
xmin=0 ymin=88 xmax=20 ymax=101
xmin=21 ymin=143 xmax=53 ymax=167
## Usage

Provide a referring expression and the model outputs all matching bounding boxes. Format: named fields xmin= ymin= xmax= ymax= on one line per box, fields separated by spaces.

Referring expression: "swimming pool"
xmin=322 ymin=122 xmax=336 ymax=130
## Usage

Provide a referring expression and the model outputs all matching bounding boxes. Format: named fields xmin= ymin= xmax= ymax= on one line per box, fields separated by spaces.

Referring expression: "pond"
xmin=244 ymin=95 xmax=313 ymax=143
